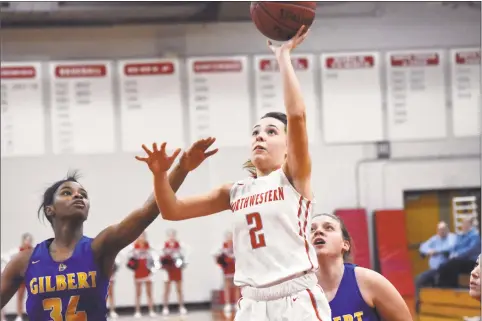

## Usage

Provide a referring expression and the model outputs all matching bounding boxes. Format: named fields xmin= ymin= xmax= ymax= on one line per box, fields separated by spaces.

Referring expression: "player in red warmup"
xmin=136 ymin=26 xmax=331 ymax=321
xmin=106 ymin=254 xmax=121 ymax=319
xmin=214 ymin=231 xmax=239 ymax=317
xmin=129 ymin=232 xmax=156 ymax=318
xmin=160 ymin=229 xmax=188 ymax=316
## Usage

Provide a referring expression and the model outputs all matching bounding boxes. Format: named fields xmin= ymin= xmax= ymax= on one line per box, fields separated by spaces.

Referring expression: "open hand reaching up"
xmin=135 ymin=137 xmax=218 ymax=175
xmin=267 ymin=25 xmax=310 ymax=58
xmin=135 ymin=142 xmax=181 ymax=175
xmin=179 ymin=137 xmax=218 ymax=172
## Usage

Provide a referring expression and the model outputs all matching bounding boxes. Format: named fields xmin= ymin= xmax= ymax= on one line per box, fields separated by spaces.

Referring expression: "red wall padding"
xmin=335 ymin=208 xmax=371 ymax=269
xmin=374 ymin=209 xmax=415 ymax=297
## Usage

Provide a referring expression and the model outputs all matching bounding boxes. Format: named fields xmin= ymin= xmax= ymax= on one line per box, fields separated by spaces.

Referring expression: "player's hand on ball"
xmin=135 ymin=142 xmax=181 ymax=174
xmin=267 ymin=25 xmax=310 ymax=57
xmin=179 ymin=137 xmax=218 ymax=172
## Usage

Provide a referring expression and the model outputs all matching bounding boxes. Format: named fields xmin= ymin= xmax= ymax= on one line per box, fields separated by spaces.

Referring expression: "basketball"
xmin=250 ymin=2 xmax=317 ymax=42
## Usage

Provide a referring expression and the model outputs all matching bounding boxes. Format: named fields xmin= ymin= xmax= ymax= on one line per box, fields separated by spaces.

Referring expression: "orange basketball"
xmin=250 ymin=2 xmax=317 ymax=41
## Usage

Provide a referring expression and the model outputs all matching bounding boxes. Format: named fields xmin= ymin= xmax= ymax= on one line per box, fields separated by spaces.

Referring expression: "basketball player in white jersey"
xmin=136 ymin=25 xmax=331 ymax=321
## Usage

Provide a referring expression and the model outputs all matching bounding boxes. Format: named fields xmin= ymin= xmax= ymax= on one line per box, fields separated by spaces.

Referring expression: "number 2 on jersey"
xmin=43 ymin=295 xmax=86 ymax=321
xmin=246 ymin=212 xmax=266 ymax=249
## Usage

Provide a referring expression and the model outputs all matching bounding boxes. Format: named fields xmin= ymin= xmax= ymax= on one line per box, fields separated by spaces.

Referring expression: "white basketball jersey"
xmin=229 ymin=168 xmax=318 ymax=287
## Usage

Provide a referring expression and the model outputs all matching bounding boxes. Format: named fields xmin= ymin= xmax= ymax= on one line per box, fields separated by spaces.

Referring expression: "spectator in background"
xmin=469 ymin=254 xmax=480 ymax=301
xmin=107 ymin=254 xmax=123 ymax=319
xmin=129 ymin=232 xmax=156 ymax=318
xmin=415 ymin=221 xmax=456 ymax=311
xmin=438 ymin=218 xmax=481 ymax=288
xmin=160 ymin=229 xmax=188 ymax=317
xmin=213 ymin=231 xmax=239 ymax=318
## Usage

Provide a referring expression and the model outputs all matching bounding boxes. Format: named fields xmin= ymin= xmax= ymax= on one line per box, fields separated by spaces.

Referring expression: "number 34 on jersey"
xmin=43 ymin=295 xmax=86 ymax=321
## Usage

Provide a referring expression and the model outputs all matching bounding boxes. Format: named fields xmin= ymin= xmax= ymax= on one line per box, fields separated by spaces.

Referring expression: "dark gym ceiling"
xmin=0 ymin=1 xmax=480 ymax=28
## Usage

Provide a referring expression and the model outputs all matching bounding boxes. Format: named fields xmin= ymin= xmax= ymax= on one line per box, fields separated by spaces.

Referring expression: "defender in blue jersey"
xmin=310 ymin=213 xmax=412 ymax=321
xmin=0 ymin=138 xmax=218 ymax=321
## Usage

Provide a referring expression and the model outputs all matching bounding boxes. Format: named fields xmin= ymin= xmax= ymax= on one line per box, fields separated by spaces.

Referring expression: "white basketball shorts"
xmin=234 ymin=272 xmax=331 ymax=321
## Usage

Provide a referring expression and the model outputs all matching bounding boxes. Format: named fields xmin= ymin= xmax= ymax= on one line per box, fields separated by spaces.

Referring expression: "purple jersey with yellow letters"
xmin=329 ymin=264 xmax=381 ymax=321
xmin=25 ymin=236 xmax=109 ymax=321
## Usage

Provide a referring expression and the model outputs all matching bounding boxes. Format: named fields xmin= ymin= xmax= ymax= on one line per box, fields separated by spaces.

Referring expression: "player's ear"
xmin=342 ymin=239 xmax=350 ymax=253
xmin=45 ymin=205 xmax=55 ymax=218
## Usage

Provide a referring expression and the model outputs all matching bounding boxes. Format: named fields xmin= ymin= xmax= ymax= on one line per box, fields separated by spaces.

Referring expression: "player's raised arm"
xmin=136 ymin=139 xmax=232 ymax=221
xmin=91 ymin=138 xmax=218 ymax=267
xmin=268 ymin=26 xmax=312 ymax=196
xmin=0 ymin=249 xmax=31 ymax=309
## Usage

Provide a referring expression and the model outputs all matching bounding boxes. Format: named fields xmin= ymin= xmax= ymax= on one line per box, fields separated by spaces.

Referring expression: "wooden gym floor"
xmin=5 ymin=311 xmax=233 ymax=321
xmin=109 ymin=311 xmax=233 ymax=321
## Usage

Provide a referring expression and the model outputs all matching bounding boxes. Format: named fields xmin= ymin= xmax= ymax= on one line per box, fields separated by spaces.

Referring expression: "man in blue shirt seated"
xmin=415 ymin=221 xmax=456 ymax=311
xmin=438 ymin=217 xmax=481 ymax=288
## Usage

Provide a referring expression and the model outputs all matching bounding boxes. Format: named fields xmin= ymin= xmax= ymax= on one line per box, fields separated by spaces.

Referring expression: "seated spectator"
xmin=438 ymin=218 xmax=481 ymax=288
xmin=469 ymin=254 xmax=480 ymax=301
xmin=415 ymin=221 xmax=455 ymax=311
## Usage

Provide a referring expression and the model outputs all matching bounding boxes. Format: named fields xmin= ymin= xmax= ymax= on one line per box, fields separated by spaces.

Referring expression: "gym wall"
xmin=1 ymin=2 xmax=480 ymax=310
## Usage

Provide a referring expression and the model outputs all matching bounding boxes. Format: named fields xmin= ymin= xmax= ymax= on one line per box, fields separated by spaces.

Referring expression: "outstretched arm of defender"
xmin=91 ymin=138 xmax=218 ymax=273
xmin=137 ymin=140 xmax=232 ymax=221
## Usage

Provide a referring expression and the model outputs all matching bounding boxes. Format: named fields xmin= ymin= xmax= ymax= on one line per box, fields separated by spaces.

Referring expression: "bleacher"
xmin=412 ymin=195 xmax=481 ymax=321
xmin=419 ymin=288 xmax=481 ymax=321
